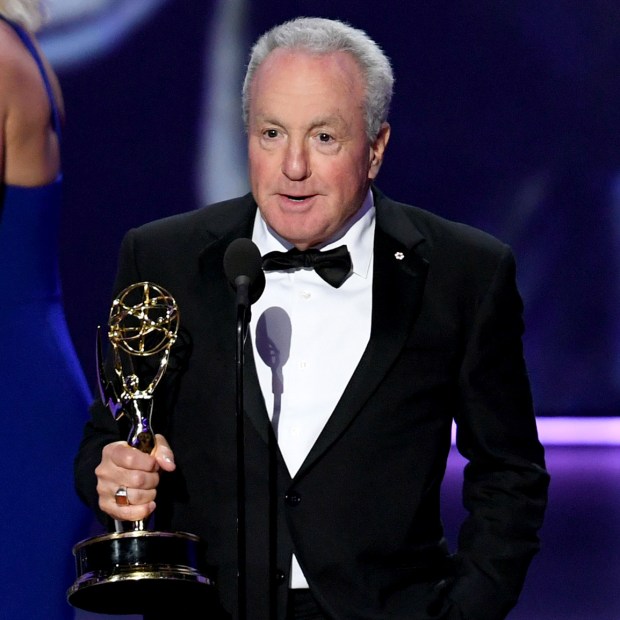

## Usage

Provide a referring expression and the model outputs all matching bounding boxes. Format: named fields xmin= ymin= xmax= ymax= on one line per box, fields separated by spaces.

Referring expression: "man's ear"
xmin=368 ymin=122 xmax=391 ymax=180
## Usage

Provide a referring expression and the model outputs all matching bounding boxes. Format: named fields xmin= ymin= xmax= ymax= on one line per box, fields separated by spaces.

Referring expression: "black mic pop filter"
xmin=223 ymin=238 xmax=265 ymax=306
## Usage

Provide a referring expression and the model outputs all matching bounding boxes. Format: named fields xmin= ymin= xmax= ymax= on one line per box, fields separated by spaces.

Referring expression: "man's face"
xmin=247 ymin=48 xmax=390 ymax=250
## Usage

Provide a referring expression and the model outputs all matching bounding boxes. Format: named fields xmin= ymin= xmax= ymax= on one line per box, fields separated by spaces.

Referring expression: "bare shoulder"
xmin=0 ymin=20 xmax=63 ymax=185
xmin=0 ymin=20 xmax=56 ymax=119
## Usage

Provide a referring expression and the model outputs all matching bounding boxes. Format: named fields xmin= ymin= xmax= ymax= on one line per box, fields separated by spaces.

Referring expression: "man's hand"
xmin=95 ymin=433 xmax=176 ymax=522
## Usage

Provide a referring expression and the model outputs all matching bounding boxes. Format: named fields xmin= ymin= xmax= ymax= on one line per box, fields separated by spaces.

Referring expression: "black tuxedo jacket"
xmin=75 ymin=187 xmax=549 ymax=620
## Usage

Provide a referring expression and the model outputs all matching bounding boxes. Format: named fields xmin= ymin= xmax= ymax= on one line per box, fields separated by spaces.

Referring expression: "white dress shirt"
xmin=250 ymin=190 xmax=375 ymax=588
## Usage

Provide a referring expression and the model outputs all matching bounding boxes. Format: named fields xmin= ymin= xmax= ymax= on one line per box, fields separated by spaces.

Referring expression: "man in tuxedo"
xmin=74 ymin=16 xmax=549 ymax=620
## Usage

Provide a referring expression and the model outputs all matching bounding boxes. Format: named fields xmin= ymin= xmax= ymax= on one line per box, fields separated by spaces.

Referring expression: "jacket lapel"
xmin=297 ymin=194 xmax=429 ymax=477
xmin=194 ymin=192 xmax=431 ymax=464
xmin=194 ymin=195 xmax=276 ymax=446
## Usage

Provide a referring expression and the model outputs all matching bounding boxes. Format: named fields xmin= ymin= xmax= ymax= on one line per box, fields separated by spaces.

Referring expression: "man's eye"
xmin=318 ymin=133 xmax=333 ymax=142
xmin=264 ymin=129 xmax=278 ymax=138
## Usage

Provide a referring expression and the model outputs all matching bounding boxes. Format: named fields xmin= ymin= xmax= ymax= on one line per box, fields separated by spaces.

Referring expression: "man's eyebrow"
xmin=253 ymin=113 xmax=346 ymax=128
xmin=253 ymin=113 xmax=283 ymax=126
xmin=308 ymin=115 xmax=346 ymax=129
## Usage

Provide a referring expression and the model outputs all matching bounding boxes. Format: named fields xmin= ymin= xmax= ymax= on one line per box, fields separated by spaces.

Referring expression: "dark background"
xmin=36 ymin=2 xmax=619 ymax=618
xmin=45 ymin=0 xmax=620 ymax=417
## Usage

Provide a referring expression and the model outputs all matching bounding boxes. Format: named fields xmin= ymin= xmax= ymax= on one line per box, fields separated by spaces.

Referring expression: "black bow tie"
xmin=262 ymin=244 xmax=352 ymax=288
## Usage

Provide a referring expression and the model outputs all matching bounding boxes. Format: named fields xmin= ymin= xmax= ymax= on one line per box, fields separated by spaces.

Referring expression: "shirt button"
xmin=300 ymin=290 xmax=311 ymax=299
xmin=285 ymin=491 xmax=301 ymax=507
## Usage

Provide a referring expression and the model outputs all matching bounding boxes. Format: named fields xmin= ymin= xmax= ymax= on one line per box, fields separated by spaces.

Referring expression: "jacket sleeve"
xmin=448 ymin=246 xmax=550 ymax=620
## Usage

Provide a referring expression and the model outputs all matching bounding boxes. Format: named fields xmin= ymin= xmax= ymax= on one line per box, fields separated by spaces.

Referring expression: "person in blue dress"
xmin=0 ymin=2 xmax=93 ymax=618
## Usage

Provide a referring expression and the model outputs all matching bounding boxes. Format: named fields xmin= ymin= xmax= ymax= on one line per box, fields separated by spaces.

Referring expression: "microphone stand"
xmin=224 ymin=238 xmax=265 ymax=620
xmin=234 ymin=277 xmax=252 ymax=620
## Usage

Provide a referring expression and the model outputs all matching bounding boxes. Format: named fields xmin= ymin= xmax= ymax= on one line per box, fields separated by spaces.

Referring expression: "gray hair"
xmin=242 ymin=17 xmax=394 ymax=141
xmin=0 ymin=0 xmax=47 ymax=31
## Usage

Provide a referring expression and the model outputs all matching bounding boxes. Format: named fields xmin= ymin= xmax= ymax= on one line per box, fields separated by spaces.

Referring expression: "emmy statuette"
xmin=67 ymin=282 xmax=216 ymax=615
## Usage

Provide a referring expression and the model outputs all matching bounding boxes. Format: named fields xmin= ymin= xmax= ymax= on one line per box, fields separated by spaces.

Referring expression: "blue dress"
xmin=0 ymin=16 xmax=93 ymax=620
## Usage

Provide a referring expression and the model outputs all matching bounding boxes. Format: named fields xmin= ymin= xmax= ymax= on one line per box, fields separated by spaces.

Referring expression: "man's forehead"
xmin=256 ymin=47 xmax=363 ymax=83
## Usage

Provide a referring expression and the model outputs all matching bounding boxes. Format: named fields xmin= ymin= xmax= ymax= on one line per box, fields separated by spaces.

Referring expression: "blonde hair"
xmin=0 ymin=0 xmax=47 ymax=32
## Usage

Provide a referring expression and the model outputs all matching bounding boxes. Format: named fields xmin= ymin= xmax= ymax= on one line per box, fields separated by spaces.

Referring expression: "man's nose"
xmin=281 ymin=140 xmax=310 ymax=180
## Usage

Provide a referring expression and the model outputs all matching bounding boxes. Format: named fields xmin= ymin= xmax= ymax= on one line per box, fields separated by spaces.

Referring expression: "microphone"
xmin=223 ymin=238 xmax=265 ymax=620
xmin=223 ymin=238 xmax=265 ymax=307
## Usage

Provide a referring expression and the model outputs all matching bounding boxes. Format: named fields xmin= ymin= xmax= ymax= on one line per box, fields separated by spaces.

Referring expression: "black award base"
xmin=67 ymin=530 xmax=217 ymax=615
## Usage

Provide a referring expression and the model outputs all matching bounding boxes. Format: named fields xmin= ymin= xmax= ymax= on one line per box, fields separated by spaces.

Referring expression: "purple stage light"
xmin=452 ymin=417 xmax=620 ymax=446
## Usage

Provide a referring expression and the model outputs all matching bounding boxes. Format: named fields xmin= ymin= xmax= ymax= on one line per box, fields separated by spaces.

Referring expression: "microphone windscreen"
xmin=223 ymin=238 xmax=265 ymax=304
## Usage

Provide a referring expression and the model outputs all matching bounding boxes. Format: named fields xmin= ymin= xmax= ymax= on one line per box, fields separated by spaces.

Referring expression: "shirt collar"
xmin=252 ymin=189 xmax=375 ymax=278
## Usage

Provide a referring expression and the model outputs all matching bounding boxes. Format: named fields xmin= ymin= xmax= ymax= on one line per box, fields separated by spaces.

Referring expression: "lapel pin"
xmin=394 ymin=252 xmax=404 ymax=260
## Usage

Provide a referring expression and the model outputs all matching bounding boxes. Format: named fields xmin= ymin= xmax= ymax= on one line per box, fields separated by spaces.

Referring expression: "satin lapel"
xmin=297 ymin=200 xmax=429 ymax=478
xmin=195 ymin=196 xmax=274 ymax=446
